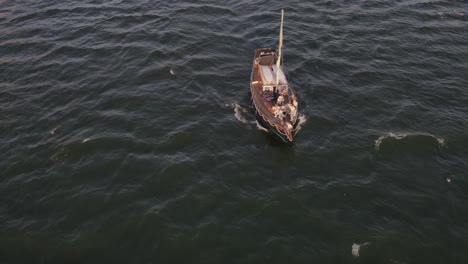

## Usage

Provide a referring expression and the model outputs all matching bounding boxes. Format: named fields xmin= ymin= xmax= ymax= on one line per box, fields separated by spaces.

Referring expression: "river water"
xmin=1 ymin=0 xmax=468 ymax=263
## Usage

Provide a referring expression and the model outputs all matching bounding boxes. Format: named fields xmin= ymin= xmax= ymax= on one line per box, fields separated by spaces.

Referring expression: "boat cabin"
xmin=256 ymin=51 xmax=288 ymax=94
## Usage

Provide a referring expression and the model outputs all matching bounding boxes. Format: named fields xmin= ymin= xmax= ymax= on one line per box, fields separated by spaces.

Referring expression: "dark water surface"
xmin=1 ymin=0 xmax=468 ymax=263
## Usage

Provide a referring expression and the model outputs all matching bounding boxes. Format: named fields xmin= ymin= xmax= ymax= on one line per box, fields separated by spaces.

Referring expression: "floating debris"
xmin=352 ymin=242 xmax=371 ymax=257
xmin=352 ymin=243 xmax=360 ymax=257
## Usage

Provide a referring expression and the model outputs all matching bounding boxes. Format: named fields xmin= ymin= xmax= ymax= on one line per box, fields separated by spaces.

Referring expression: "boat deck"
xmin=250 ymin=56 xmax=297 ymax=128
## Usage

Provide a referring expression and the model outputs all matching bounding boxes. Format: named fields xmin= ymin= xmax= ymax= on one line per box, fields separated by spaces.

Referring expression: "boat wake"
xmin=293 ymin=114 xmax=307 ymax=135
xmin=232 ymin=103 xmax=252 ymax=124
xmin=230 ymin=103 xmax=272 ymax=133
xmin=375 ymin=132 xmax=445 ymax=151
xmin=230 ymin=103 xmax=306 ymax=135
xmin=352 ymin=242 xmax=371 ymax=257
xmin=256 ymin=120 xmax=269 ymax=132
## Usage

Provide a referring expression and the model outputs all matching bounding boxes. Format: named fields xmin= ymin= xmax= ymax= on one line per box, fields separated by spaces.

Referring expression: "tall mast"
xmin=275 ymin=9 xmax=284 ymax=85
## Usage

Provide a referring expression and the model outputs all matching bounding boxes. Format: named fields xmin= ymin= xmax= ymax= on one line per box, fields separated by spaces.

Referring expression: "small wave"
xmin=437 ymin=138 xmax=445 ymax=146
xmin=351 ymin=243 xmax=360 ymax=257
xmin=293 ymin=114 xmax=307 ymax=135
xmin=255 ymin=120 xmax=269 ymax=132
xmin=375 ymin=132 xmax=445 ymax=151
xmin=232 ymin=103 xmax=253 ymax=124
xmin=375 ymin=133 xmax=405 ymax=150
xmin=352 ymin=242 xmax=371 ymax=257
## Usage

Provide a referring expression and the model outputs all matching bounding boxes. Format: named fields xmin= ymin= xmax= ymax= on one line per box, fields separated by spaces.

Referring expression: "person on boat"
xmin=281 ymin=86 xmax=288 ymax=95
xmin=275 ymin=106 xmax=284 ymax=119
xmin=272 ymin=105 xmax=280 ymax=118
xmin=286 ymin=122 xmax=293 ymax=131
xmin=291 ymin=95 xmax=298 ymax=107
xmin=277 ymin=95 xmax=284 ymax=106
xmin=277 ymin=108 xmax=284 ymax=119
xmin=289 ymin=104 xmax=297 ymax=121
xmin=280 ymin=105 xmax=288 ymax=120
xmin=285 ymin=103 xmax=291 ymax=115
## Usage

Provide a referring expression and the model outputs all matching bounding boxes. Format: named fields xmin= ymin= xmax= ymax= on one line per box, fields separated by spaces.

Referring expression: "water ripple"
xmin=1 ymin=0 xmax=468 ymax=262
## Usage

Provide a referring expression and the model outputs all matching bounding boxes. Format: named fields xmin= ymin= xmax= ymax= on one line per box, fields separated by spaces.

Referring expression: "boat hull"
xmin=250 ymin=48 xmax=300 ymax=142
xmin=249 ymin=10 xmax=302 ymax=142
xmin=253 ymin=104 xmax=299 ymax=143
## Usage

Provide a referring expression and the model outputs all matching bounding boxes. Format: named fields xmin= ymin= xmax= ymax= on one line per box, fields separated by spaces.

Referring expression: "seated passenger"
xmin=279 ymin=106 xmax=287 ymax=120
xmin=272 ymin=106 xmax=279 ymax=118
xmin=277 ymin=95 xmax=284 ymax=105
xmin=289 ymin=105 xmax=297 ymax=121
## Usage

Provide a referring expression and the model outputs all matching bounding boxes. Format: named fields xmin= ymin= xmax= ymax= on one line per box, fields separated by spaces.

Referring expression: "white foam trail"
xmin=352 ymin=242 xmax=371 ymax=257
xmin=293 ymin=114 xmax=307 ymax=135
xmin=351 ymin=243 xmax=360 ymax=257
xmin=170 ymin=68 xmax=175 ymax=75
xmin=437 ymin=138 xmax=445 ymax=147
xmin=82 ymin=138 xmax=90 ymax=143
xmin=375 ymin=132 xmax=405 ymax=150
xmin=232 ymin=103 xmax=252 ymax=124
xmin=256 ymin=120 xmax=269 ymax=132
xmin=374 ymin=132 xmax=445 ymax=151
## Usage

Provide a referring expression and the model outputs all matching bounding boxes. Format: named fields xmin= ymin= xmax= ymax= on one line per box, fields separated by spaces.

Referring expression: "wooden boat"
xmin=250 ymin=9 xmax=299 ymax=142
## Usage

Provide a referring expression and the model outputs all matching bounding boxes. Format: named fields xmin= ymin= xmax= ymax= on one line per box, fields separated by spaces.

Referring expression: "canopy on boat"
xmin=259 ymin=65 xmax=287 ymax=85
